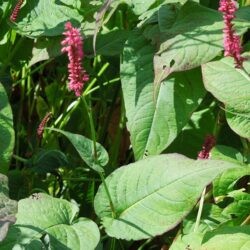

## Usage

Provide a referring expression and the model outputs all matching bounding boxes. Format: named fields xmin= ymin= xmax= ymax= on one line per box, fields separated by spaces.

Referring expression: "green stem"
xmin=84 ymin=62 xmax=110 ymax=94
xmin=84 ymin=77 xmax=120 ymax=96
xmin=81 ymin=96 xmax=116 ymax=218
xmin=12 ymin=154 xmax=28 ymax=163
xmin=13 ymin=59 xmax=53 ymax=87
xmin=241 ymin=214 xmax=250 ymax=225
xmin=81 ymin=96 xmax=97 ymax=160
xmin=194 ymin=187 xmax=206 ymax=232
xmin=99 ymin=172 xmax=116 ymax=218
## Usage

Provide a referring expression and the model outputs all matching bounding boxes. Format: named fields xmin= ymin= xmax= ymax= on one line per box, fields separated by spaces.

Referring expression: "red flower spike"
xmin=219 ymin=0 xmax=244 ymax=68
xmin=37 ymin=112 xmax=52 ymax=139
xmin=61 ymin=22 xmax=89 ymax=97
xmin=197 ymin=135 xmax=216 ymax=160
xmin=10 ymin=0 xmax=24 ymax=22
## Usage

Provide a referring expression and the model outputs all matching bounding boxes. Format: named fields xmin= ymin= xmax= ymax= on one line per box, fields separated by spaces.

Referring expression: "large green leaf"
xmin=0 ymin=174 xmax=17 ymax=242
xmin=48 ymin=128 xmax=109 ymax=172
xmin=201 ymin=226 xmax=250 ymax=250
xmin=121 ymin=30 xmax=205 ymax=160
xmin=154 ymin=2 xmax=250 ymax=83
xmin=202 ymin=57 xmax=250 ymax=139
xmin=94 ymin=154 xmax=239 ymax=240
xmin=1 ymin=193 xmax=100 ymax=250
xmin=11 ymin=0 xmax=83 ymax=37
xmin=0 ymin=83 xmax=14 ymax=174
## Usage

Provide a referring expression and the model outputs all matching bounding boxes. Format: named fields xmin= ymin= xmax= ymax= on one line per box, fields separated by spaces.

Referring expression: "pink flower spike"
xmin=219 ymin=0 xmax=244 ymax=68
xmin=61 ymin=22 xmax=89 ymax=97
xmin=10 ymin=0 xmax=24 ymax=22
xmin=197 ymin=135 xmax=216 ymax=160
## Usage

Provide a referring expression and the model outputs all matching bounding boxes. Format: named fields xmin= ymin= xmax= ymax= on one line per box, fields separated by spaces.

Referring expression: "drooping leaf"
xmin=121 ymin=30 xmax=205 ymax=160
xmin=1 ymin=193 xmax=100 ymax=250
xmin=48 ymin=128 xmax=109 ymax=172
xmin=94 ymin=154 xmax=239 ymax=240
xmin=0 ymin=83 xmax=15 ymax=174
xmin=201 ymin=226 xmax=250 ymax=249
xmin=11 ymin=0 xmax=83 ymax=37
xmin=202 ymin=56 xmax=250 ymax=139
xmin=0 ymin=174 xmax=17 ymax=242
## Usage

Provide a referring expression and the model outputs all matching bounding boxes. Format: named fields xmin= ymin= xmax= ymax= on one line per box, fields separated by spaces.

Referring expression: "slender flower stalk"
xmin=194 ymin=135 xmax=216 ymax=232
xmin=37 ymin=112 xmax=52 ymax=139
xmin=61 ymin=22 xmax=89 ymax=97
xmin=219 ymin=0 xmax=244 ymax=68
xmin=10 ymin=0 xmax=24 ymax=22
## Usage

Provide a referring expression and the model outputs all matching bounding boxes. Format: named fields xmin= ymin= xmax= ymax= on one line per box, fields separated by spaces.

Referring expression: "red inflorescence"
xmin=61 ymin=22 xmax=89 ymax=97
xmin=219 ymin=0 xmax=244 ymax=68
xmin=10 ymin=0 xmax=24 ymax=22
xmin=37 ymin=112 xmax=52 ymax=139
xmin=198 ymin=135 xmax=216 ymax=160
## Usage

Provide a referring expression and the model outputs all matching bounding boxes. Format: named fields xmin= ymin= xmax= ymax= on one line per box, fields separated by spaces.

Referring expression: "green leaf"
xmin=170 ymin=232 xmax=203 ymax=250
xmin=126 ymin=0 xmax=155 ymax=15
xmin=213 ymin=165 xmax=250 ymax=199
xmin=154 ymin=1 xmax=223 ymax=83
xmin=222 ymin=190 xmax=250 ymax=224
xmin=12 ymin=0 xmax=83 ymax=37
xmin=46 ymin=218 xmax=100 ymax=250
xmin=1 ymin=193 xmax=100 ymax=250
xmin=94 ymin=154 xmax=239 ymax=240
xmin=202 ymin=57 xmax=250 ymax=139
xmin=85 ymin=29 xmax=130 ymax=56
xmin=0 ymin=83 xmax=15 ymax=174
xmin=201 ymin=226 xmax=250 ymax=249
xmin=48 ymin=128 xmax=109 ymax=172
xmin=29 ymin=36 xmax=62 ymax=66
xmin=0 ymin=174 xmax=17 ymax=242
xmin=28 ymin=149 xmax=69 ymax=174
xmin=211 ymin=145 xmax=244 ymax=164
xmin=154 ymin=2 xmax=250 ymax=83
xmin=166 ymin=106 xmax=216 ymax=159
xmin=121 ymin=30 xmax=205 ymax=160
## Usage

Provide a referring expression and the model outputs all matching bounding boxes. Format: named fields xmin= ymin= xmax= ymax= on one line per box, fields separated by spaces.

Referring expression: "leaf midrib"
xmin=117 ymin=164 xmax=223 ymax=218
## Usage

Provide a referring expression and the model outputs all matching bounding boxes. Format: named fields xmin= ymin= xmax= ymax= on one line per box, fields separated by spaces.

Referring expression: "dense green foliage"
xmin=0 ymin=0 xmax=249 ymax=249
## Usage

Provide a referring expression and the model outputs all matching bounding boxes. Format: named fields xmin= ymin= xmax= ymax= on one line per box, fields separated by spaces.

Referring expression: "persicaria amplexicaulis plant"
xmin=1 ymin=0 xmax=250 ymax=249
xmin=219 ymin=0 xmax=244 ymax=68
xmin=61 ymin=22 xmax=89 ymax=97
xmin=10 ymin=0 xmax=24 ymax=22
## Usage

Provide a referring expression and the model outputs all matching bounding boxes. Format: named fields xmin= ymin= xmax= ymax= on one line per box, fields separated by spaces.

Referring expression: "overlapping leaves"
xmin=1 ymin=193 xmax=100 ymax=250
xmin=94 ymin=154 xmax=239 ymax=240
xmin=121 ymin=31 xmax=205 ymax=159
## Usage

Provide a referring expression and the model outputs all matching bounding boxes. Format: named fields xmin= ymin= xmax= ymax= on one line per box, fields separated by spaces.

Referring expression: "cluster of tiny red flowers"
xmin=37 ymin=112 xmax=52 ymax=139
xmin=198 ymin=135 xmax=216 ymax=160
xmin=219 ymin=0 xmax=244 ymax=68
xmin=10 ymin=0 xmax=24 ymax=22
xmin=61 ymin=22 xmax=89 ymax=97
